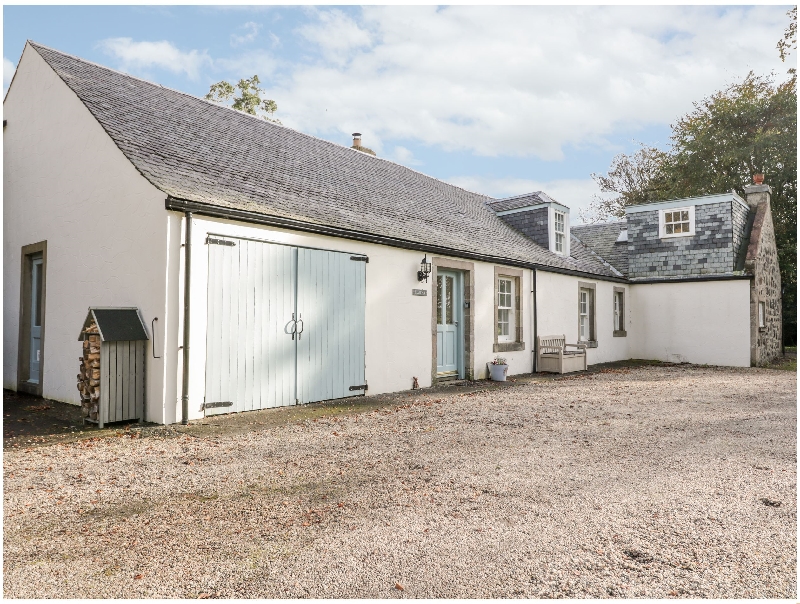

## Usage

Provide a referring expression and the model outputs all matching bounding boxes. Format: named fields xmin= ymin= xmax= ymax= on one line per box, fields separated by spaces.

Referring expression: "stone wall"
xmin=628 ymin=201 xmax=743 ymax=279
xmin=746 ymin=193 xmax=782 ymax=365
xmin=498 ymin=207 xmax=549 ymax=250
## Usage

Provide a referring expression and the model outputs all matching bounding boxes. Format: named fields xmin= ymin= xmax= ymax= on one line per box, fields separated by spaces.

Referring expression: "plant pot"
xmin=488 ymin=363 xmax=508 ymax=382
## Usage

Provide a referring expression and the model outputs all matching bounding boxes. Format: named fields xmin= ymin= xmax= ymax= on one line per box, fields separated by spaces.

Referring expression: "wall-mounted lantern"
xmin=417 ymin=254 xmax=432 ymax=283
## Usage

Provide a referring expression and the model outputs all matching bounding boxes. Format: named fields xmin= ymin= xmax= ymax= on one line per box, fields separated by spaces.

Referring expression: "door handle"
xmin=296 ymin=314 xmax=304 ymax=340
xmin=285 ymin=314 xmax=297 ymax=340
xmin=454 ymin=321 xmax=459 ymax=326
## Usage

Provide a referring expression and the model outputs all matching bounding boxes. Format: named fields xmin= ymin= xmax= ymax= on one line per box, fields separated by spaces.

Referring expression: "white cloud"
xmin=215 ymin=51 xmax=278 ymax=81
xmin=231 ymin=22 xmax=261 ymax=47
xmin=390 ymin=145 xmax=421 ymax=166
xmin=268 ymin=32 xmax=281 ymax=48
xmin=4 ymin=56 xmax=16 ymax=90
xmin=97 ymin=38 xmax=211 ymax=80
xmin=296 ymin=9 xmax=373 ymax=65
xmin=269 ymin=6 xmax=790 ymax=161
xmin=445 ymin=175 xmax=606 ymax=218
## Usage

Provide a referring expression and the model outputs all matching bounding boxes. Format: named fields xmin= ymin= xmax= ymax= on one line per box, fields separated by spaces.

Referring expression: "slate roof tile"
xmin=30 ymin=42 xmax=618 ymax=278
xmin=571 ymin=221 xmax=629 ymax=276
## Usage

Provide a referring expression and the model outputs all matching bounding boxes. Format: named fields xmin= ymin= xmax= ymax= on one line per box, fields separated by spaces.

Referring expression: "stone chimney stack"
xmin=743 ymin=174 xmax=771 ymax=210
xmin=352 ymin=132 xmax=362 ymax=148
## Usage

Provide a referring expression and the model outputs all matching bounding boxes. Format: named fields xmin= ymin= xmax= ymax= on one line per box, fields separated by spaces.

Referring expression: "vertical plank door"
xmin=296 ymin=248 xmax=366 ymax=404
xmin=204 ymin=237 xmax=297 ymax=415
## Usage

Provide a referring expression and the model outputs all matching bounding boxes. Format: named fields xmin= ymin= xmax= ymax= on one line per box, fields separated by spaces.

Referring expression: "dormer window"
xmin=659 ymin=206 xmax=695 ymax=238
xmin=554 ymin=211 xmax=565 ymax=253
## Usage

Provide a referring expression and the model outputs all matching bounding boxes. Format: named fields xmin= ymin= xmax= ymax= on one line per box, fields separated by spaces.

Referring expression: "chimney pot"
xmin=753 ymin=173 xmax=764 ymax=185
xmin=352 ymin=132 xmax=362 ymax=148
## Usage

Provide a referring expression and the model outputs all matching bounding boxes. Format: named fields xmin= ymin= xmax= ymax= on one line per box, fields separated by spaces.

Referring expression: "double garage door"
xmin=204 ymin=235 xmax=366 ymax=415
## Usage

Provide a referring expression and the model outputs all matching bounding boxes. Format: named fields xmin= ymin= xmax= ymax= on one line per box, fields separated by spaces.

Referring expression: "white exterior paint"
xmin=3 ymin=44 xmax=174 ymax=421
xmin=177 ymin=216 xmax=535 ymax=421
xmin=535 ymin=271 xmax=629 ymax=365
xmin=628 ymin=279 xmax=751 ymax=367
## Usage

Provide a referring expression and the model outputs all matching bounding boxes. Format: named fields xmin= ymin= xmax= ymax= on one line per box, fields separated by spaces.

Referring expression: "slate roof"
xmin=29 ymin=41 xmax=619 ymax=279
xmin=485 ymin=191 xmax=560 ymax=213
xmin=571 ymin=221 xmax=629 ymax=276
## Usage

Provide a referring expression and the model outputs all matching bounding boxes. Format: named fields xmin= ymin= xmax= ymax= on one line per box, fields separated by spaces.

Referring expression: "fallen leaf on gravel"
xmin=395 ymin=583 xmax=404 ymax=591
xmin=198 ymin=593 xmax=209 ymax=599
xmin=760 ymin=498 xmax=782 ymax=507
xmin=134 ymin=574 xmax=143 ymax=580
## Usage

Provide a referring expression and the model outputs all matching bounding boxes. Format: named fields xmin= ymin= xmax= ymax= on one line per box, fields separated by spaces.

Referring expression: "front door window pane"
xmin=436 ymin=276 xmax=443 ymax=325
xmin=445 ymin=276 xmax=454 ymax=325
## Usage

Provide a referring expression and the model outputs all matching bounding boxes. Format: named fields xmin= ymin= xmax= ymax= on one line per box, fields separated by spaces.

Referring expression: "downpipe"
xmin=181 ymin=211 xmax=192 ymax=425
xmin=531 ymin=267 xmax=537 ymax=374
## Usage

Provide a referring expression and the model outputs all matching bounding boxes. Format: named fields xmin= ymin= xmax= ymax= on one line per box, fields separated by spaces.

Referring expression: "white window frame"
xmin=758 ymin=300 xmax=766 ymax=329
xmin=579 ymin=288 xmax=591 ymax=342
xmin=497 ymin=277 xmax=515 ymax=343
xmin=659 ymin=205 xmax=696 ymax=238
xmin=614 ymin=292 xmax=622 ymax=331
xmin=554 ymin=211 xmax=565 ymax=254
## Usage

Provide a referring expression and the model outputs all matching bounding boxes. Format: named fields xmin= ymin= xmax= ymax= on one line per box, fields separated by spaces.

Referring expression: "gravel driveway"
xmin=3 ymin=365 xmax=796 ymax=598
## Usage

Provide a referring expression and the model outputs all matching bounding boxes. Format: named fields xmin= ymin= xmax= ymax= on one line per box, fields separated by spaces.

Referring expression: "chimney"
xmin=743 ymin=175 xmax=771 ymax=210
xmin=352 ymin=132 xmax=362 ymax=148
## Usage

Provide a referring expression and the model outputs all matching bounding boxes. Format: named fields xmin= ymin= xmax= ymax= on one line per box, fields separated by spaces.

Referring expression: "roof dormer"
xmin=486 ymin=192 xmax=571 ymax=257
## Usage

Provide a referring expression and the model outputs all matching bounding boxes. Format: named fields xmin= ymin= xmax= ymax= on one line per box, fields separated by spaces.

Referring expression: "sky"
xmin=3 ymin=5 xmax=794 ymax=219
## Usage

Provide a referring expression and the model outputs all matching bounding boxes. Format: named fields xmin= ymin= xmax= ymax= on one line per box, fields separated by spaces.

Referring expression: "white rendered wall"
xmin=3 ymin=44 xmax=173 ymax=420
xmin=629 ymin=279 xmax=750 ymax=367
xmin=535 ymin=271 xmax=630 ymax=365
xmin=175 ymin=216 xmax=534 ymax=421
xmin=472 ymin=264 xmax=532 ymax=378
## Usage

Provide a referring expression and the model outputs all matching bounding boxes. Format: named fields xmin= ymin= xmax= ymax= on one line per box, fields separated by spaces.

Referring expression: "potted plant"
xmin=488 ymin=357 xmax=508 ymax=381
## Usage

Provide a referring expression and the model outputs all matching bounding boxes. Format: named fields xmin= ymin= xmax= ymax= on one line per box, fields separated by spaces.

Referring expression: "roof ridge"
xmin=27 ymin=40 xmax=492 ymax=204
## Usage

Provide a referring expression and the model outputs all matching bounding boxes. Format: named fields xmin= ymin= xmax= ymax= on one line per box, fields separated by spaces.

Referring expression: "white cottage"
xmin=4 ymin=42 xmax=782 ymax=425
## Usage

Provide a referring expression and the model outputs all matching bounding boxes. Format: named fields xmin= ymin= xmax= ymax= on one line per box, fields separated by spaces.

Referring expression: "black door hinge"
xmin=207 ymin=237 xmax=235 ymax=246
xmin=350 ymin=256 xmax=369 ymax=263
xmin=349 ymin=384 xmax=368 ymax=391
xmin=203 ymin=401 xmax=233 ymax=409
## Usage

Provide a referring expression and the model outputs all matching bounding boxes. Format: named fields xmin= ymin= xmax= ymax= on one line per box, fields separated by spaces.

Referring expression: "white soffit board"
xmin=625 ymin=192 xmax=748 ymax=214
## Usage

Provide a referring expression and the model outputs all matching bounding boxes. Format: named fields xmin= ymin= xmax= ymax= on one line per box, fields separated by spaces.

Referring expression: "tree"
xmin=777 ymin=6 xmax=796 ymax=75
xmin=205 ymin=75 xmax=280 ymax=123
xmin=580 ymin=144 xmax=673 ymax=222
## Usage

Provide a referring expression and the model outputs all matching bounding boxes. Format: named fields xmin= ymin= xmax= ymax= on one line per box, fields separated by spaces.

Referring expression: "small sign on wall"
xmin=412 ymin=289 xmax=427 ymax=296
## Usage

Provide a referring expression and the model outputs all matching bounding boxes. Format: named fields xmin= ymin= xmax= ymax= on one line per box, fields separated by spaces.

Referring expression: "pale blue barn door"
xmin=204 ymin=237 xmax=297 ymax=415
xmin=204 ymin=236 xmax=366 ymax=415
xmin=296 ymin=248 xmax=366 ymax=404
xmin=436 ymin=270 xmax=461 ymax=377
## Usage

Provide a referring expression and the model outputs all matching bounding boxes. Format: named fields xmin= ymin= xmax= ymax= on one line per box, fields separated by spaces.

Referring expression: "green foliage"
xmin=205 ymin=75 xmax=280 ymax=123
xmin=777 ymin=6 xmax=797 ymax=70
xmin=584 ymin=144 xmax=673 ymax=220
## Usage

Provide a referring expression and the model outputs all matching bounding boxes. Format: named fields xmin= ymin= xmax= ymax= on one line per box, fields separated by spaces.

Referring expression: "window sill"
xmin=613 ymin=330 xmax=627 ymax=338
xmin=579 ymin=340 xmax=598 ymax=348
xmin=493 ymin=341 xmax=525 ymax=353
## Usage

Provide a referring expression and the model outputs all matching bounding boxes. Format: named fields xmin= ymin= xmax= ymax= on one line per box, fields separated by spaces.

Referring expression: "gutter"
xmin=629 ymin=274 xmax=752 ymax=285
xmin=164 ymin=196 xmax=629 ymax=284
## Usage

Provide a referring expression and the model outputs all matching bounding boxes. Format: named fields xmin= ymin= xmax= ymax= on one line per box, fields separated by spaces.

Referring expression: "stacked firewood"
xmin=77 ymin=321 xmax=101 ymax=420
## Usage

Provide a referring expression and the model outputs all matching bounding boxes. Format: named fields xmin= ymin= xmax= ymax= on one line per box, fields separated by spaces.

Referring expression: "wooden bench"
xmin=536 ymin=335 xmax=587 ymax=374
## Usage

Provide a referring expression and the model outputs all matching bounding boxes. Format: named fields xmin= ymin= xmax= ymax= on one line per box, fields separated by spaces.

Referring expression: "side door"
xmin=296 ymin=248 xmax=366 ymax=404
